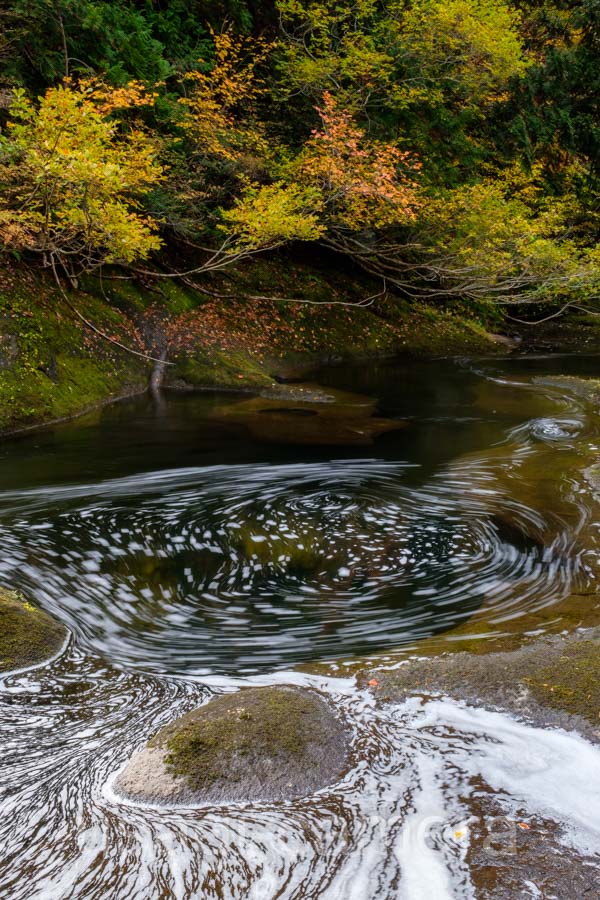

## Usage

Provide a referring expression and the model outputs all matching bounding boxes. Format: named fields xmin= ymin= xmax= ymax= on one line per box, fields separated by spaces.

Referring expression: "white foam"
xmin=411 ymin=697 xmax=600 ymax=855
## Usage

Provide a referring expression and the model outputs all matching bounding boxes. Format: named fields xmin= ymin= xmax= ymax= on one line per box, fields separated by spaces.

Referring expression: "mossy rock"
xmin=0 ymin=587 xmax=67 ymax=672
xmin=363 ymin=627 xmax=600 ymax=736
xmin=522 ymin=639 xmax=600 ymax=724
xmin=115 ymin=686 xmax=348 ymax=805
xmin=170 ymin=349 xmax=273 ymax=391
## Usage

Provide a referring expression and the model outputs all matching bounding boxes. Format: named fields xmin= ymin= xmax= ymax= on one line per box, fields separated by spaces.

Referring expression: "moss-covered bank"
xmin=0 ymin=253 xmax=507 ymax=435
xmin=0 ymin=586 xmax=67 ymax=672
xmin=115 ymin=686 xmax=348 ymax=805
xmin=0 ymin=264 xmax=147 ymax=435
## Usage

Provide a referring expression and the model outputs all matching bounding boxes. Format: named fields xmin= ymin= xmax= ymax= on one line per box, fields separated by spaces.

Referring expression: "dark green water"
xmin=0 ymin=353 xmax=597 ymax=674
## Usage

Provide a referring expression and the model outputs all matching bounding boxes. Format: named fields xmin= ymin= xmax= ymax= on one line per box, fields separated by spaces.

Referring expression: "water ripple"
xmin=0 ymin=459 xmax=576 ymax=673
xmin=1 ymin=656 xmax=598 ymax=899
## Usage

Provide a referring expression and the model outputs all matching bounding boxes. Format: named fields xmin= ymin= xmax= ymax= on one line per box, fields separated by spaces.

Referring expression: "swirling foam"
xmin=1 ymin=655 xmax=599 ymax=899
xmin=0 ymin=460 xmax=576 ymax=673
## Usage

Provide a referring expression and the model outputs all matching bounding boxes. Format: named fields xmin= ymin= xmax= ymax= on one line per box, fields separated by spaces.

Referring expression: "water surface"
xmin=1 ymin=354 xmax=600 ymax=898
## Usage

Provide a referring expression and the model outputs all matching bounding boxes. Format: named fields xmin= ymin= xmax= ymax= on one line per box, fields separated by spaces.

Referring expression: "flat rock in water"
xmin=208 ymin=386 xmax=405 ymax=446
xmin=0 ymin=587 xmax=66 ymax=673
xmin=115 ymin=686 xmax=348 ymax=806
xmin=533 ymin=375 xmax=600 ymax=401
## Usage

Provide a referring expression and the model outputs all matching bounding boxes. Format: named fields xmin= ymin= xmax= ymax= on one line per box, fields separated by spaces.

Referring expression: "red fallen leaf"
xmin=518 ymin=823 xmax=530 ymax=830
xmin=368 ymin=679 xmax=379 ymax=687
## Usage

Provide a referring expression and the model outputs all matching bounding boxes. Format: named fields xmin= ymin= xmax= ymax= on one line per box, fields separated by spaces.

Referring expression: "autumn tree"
xmin=218 ymin=92 xmax=420 ymax=262
xmin=0 ymin=81 xmax=163 ymax=280
xmin=148 ymin=32 xmax=330 ymax=272
xmin=402 ymin=174 xmax=600 ymax=305
xmin=177 ymin=31 xmax=273 ymax=163
xmin=0 ymin=0 xmax=598 ymax=321
xmin=274 ymin=0 xmax=531 ymax=181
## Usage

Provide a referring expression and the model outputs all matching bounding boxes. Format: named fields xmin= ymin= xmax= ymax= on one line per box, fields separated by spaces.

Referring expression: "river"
xmin=1 ymin=353 xmax=599 ymax=898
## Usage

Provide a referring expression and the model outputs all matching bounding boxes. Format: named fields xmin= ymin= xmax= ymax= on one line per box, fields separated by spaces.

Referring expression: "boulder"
xmin=115 ymin=686 xmax=348 ymax=805
xmin=0 ymin=587 xmax=66 ymax=673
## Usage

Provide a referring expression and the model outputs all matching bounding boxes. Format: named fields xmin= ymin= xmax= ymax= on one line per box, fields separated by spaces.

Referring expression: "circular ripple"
xmin=0 ymin=460 xmax=575 ymax=674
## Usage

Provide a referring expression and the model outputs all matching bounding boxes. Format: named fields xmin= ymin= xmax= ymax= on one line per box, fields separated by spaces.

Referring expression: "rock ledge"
xmin=0 ymin=587 xmax=66 ymax=673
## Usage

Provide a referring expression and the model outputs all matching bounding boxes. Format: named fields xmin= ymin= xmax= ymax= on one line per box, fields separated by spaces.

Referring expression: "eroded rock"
xmin=115 ymin=686 xmax=348 ymax=806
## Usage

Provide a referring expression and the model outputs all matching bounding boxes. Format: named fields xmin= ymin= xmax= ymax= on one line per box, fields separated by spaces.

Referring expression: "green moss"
xmin=523 ymin=641 xmax=600 ymax=724
xmin=172 ymin=348 xmax=273 ymax=390
xmin=0 ymin=268 xmax=147 ymax=433
xmin=0 ymin=587 xmax=66 ymax=672
xmin=154 ymin=687 xmax=329 ymax=792
xmin=82 ymin=271 xmax=198 ymax=315
xmin=186 ymin=255 xmax=503 ymax=364
xmin=388 ymin=302 xmax=503 ymax=357
xmin=260 ymin=298 xmax=498 ymax=361
xmin=0 ymin=351 xmax=143 ymax=432
xmin=0 ymin=253 xmax=506 ymax=434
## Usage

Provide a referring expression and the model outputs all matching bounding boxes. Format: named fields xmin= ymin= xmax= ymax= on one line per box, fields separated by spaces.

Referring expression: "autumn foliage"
xmin=0 ymin=83 xmax=162 ymax=273
xmin=0 ymin=0 xmax=598 ymax=310
xmin=178 ymin=31 xmax=273 ymax=161
xmin=296 ymin=92 xmax=420 ymax=230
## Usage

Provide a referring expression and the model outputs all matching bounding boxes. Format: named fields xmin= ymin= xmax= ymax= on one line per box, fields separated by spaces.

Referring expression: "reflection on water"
xmin=1 ymin=354 xmax=600 ymax=897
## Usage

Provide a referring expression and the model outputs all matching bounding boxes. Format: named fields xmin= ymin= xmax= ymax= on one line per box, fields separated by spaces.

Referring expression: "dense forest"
xmin=0 ymin=1 xmax=598 ymax=333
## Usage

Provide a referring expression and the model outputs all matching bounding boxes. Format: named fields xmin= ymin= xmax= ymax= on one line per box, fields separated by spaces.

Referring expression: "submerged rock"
xmin=584 ymin=462 xmax=600 ymax=495
xmin=0 ymin=587 xmax=66 ymax=673
xmin=115 ymin=686 xmax=348 ymax=806
xmin=208 ymin=384 xmax=405 ymax=446
xmin=532 ymin=374 xmax=600 ymax=401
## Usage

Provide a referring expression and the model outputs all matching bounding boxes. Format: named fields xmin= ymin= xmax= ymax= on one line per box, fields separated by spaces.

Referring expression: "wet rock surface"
xmin=208 ymin=383 xmax=405 ymax=445
xmin=361 ymin=628 xmax=600 ymax=896
xmin=0 ymin=586 xmax=66 ymax=673
xmin=532 ymin=374 xmax=600 ymax=401
xmin=115 ymin=686 xmax=349 ymax=806
xmin=464 ymin=789 xmax=600 ymax=898
xmin=363 ymin=626 xmax=600 ymax=741
xmin=584 ymin=462 xmax=600 ymax=495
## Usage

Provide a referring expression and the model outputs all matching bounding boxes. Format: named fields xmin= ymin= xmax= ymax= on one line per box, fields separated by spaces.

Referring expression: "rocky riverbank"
xmin=0 ymin=253 xmax=510 ymax=436
xmin=360 ymin=626 xmax=600 ymax=742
